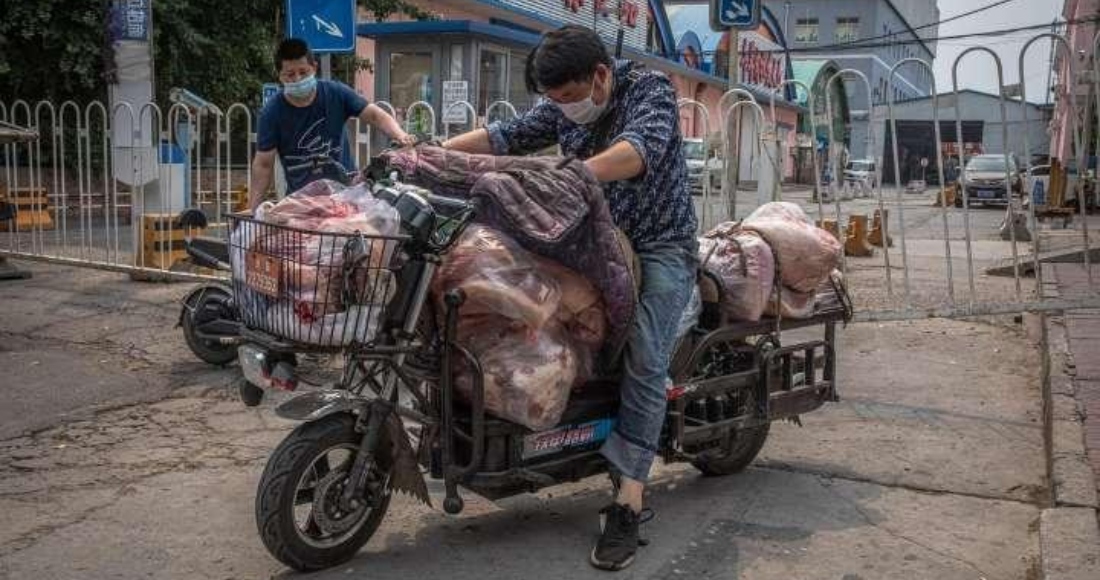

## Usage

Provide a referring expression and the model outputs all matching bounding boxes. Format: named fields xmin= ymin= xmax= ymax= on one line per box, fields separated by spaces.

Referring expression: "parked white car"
xmin=684 ymin=138 xmax=723 ymax=195
xmin=1027 ymin=163 xmax=1094 ymax=208
xmin=844 ymin=159 xmax=878 ymax=190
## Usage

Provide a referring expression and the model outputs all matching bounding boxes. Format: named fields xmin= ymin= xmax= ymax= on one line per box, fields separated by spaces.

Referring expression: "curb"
xmin=1039 ymin=264 xmax=1100 ymax=580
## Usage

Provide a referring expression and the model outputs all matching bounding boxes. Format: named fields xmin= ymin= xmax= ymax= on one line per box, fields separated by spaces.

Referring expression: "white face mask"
xmin=556 ymin=76 xmax=609 ymax=125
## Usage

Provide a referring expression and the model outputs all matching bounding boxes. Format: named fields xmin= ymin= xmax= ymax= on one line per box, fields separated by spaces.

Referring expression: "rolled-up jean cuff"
xmin=601 ymin=429 xmax=657 ymax=483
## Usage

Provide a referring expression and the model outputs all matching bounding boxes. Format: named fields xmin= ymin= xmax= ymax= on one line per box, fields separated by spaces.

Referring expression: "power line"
xmin=679 ymin=16 xmax=1100 ymax=56
xmin=808 ymin=0 xmax=1020 ymax=53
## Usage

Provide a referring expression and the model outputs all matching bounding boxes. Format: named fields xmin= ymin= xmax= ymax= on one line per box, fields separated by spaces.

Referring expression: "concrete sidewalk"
xmin=0 ymin=263 xmax=1054 ymax=579
xmin=1040 ymin=263 xmax=1100 ymax=579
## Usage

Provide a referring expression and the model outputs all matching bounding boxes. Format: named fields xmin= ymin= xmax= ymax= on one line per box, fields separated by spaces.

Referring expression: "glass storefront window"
xmin=390 ymin=51 xmax=433 ymax=134
xmin=478 ymin=48 xmax=508 ymax=116
xmin=450 ymin=45 xmax=464 ymax=80
xmin=508 ymin=50 xmax=532 ymax=114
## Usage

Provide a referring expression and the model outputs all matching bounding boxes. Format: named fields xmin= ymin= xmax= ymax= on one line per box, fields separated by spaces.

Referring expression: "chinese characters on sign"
xmin=117 ymin=0 xmax=149 ymax=41
xmin=442 ymin=81 xmax=470 ymax=125
xmin=563 ymin=0 xmax=639 ymax=28
xmin=738 ymin=32 xmax=785 ymax=96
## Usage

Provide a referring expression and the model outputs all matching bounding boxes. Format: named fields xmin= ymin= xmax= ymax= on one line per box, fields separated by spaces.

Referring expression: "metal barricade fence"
xmin=677 ymin=98 xmax=714 ymax=229
xmin=3 ymin=76 xmax=1098 ymax=323
xmin=0 ymin=98 xmax=532 ymax=282
xmin=813 ymin=33 xmax=1099 ymax=321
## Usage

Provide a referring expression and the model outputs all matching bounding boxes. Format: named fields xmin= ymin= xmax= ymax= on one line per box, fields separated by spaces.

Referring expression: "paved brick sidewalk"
xmin=1053 ymin=263 xmax=1100 ymax=489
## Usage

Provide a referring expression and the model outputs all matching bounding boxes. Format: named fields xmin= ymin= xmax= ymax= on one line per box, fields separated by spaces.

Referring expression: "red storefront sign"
xmin=738 ymin=32 xmax=785 ymax=95
xmin=564 ymin=0 xmax=638 ymax=28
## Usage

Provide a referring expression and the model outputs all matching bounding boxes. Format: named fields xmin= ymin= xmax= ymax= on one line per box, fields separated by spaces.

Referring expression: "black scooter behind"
xmin=176 ymin=208 xmax=241 ymax=367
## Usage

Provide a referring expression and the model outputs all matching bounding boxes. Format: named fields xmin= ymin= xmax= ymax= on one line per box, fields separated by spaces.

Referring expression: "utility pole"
xmin=783 ymin=1 xmax=791 ymax=40
xmin=1045 ymin=19 xmax=1056 ymax=106
xmin=726 ymin=30 xmax=741 ymax=220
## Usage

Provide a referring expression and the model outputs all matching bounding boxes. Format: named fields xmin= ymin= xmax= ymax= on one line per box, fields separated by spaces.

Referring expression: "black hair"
xmin=525 ymin=25 xmax=613 ymax=94
xmin=275 ymin=38 xmax=315 ymax=71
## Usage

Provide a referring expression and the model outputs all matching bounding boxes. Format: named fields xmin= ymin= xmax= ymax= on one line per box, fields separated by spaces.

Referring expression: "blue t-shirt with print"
xmin=257 ymin=79 xmax=368 ymax=192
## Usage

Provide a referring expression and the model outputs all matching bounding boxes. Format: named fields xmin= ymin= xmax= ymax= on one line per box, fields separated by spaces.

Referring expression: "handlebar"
xmin=423 ymin=192 xmax=474 ymax=216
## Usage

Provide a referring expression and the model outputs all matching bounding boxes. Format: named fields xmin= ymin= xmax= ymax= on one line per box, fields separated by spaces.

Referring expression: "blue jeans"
xmin=600 ymin=242 xmax=697 ymax=483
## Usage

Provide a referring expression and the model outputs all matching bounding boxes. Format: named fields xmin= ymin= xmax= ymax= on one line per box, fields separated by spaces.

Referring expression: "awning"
xmin=357 ymin=20 xmax=540 ymax=46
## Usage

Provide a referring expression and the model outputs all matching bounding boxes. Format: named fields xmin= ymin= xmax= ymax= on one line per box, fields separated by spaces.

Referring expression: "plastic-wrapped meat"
xmin=237 ymin=181 xmax=402 ymax=345
xmin=432 ymin=225 xmax=561 ymax=330
xmin=454 ymin=315 xmax=578 ymax=431
xmin=532 ymin=255 xmax=607 ymax=350
xmin=260 ymin=181 xmax=357 ymax=228
xmin=763 ymin=287 xmax=816 ymax=319
xmin=741 ymin=202 xmax=841 ymax=294
xmin=264 ymin=303 xmax=384 ymax=346
xmin=432 ymin=224 xmax=610 ymax=426
xmin=764 ymin=269 xmax=844 ymax=319
xmin=699 ymin=225 xmax=775 ymax=322
xmin=248 ymin=231 xmax=341 ymax=318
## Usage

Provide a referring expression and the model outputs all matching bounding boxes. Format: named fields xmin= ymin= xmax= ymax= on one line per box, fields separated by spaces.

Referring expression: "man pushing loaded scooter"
xmin=443 ymin=25 xmax=698 ymax=570
xmin=181 ymin=26 xmax=700 ymax=572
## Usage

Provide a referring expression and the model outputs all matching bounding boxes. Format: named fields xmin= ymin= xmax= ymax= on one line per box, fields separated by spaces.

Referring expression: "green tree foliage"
xmin=360 ymin=0 xmax=432 ymax=22
xmin=153 ymin=0 xmax=434 ymax=107
xmin=0 ymin=0 xmax=113 ymax=105
xmin=0 ymin=0 xmax=433 ymax=110
xmin=151 ymin=0 xmax=282 ymax=108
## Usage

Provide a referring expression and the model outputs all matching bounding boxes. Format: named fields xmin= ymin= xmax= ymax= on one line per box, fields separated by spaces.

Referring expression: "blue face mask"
xmin=284 ymin=75 xmax=317 ymax=99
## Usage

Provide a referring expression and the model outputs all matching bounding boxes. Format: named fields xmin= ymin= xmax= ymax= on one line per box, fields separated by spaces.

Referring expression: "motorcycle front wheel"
xmin=255 ymin=413 xmax=392 ymax=571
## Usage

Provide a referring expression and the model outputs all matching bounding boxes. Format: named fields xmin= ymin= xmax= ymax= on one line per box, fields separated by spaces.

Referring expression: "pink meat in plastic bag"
xmin=741 ymin=202 xmax=841 ymax=294
xmin=763 ymin=287 xmax=816 ymax=319
xmin=699 ymin=225 xmax=775 ymax=322
xmin=454 ymin=315 xmax=579 ymax=431
xmin=532 ymin=255 xmax=607 ymax=349
xmin=432 ymin=225 xmax=561 ymax=329
xmin=262 ymin=183 xmax=356 ymax=228
xmin=243 ymin=181 xmax=401 ymax=337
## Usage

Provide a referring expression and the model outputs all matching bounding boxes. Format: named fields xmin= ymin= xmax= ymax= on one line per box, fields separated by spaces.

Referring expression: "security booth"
xmin=358 ymin=20 xmax=541 ymax=137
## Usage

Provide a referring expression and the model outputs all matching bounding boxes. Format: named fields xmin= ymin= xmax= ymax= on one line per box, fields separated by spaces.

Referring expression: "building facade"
xmin=354 ymin=0 xmax=808 ymax=180
xmin=871 ymin=90 xmax=1053 ymax=186
xmin=782 ymin=0 xmax=938 ymax=159
xmin=1050 ymin=0 xmax=1100 ymax=165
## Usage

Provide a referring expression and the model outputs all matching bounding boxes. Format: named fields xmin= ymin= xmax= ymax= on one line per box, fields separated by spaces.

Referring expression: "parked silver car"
xmin=956 ymin=154 xmax=1022 ymax=207
xmin=684 ymin=138 xmax=722 ymax=195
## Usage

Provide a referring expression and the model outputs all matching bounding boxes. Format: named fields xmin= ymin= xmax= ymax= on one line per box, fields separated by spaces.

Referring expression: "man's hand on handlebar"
xmin=392 ymin=132 xmax=418 ymax=148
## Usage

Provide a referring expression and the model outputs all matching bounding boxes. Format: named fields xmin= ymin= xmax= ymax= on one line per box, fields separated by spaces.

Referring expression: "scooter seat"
xmin=186 ymin=236 xmax=230 ymax=268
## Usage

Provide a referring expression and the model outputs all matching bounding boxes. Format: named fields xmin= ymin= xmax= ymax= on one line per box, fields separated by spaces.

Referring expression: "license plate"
xmin=977 ymin=190 xmax=997 ymax=199
xmin=245 ymin=251 xmax=281 ymax=297
xmin=522 ymin=418 xmax=615 ymax=459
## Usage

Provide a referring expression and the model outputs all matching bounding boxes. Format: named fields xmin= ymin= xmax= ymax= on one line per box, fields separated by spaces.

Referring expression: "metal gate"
xmin=5 ymin=33 xmax=1099 ymax=321
xmin=695 ymin=32 xmax=1100 ymax=323
xmin=0 ymin=97 xmax=521 ymax=282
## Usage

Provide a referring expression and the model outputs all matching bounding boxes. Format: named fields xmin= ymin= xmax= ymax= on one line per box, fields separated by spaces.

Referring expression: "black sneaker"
xmin=590 ymin=503 xmax=653 ymax=571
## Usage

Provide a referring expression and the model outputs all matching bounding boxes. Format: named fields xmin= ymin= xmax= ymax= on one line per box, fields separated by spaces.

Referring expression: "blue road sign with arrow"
xmin=285 ymin=0 xmax=356 ymax=54
xmin=710 ymin=0 xmax=762 ymax=30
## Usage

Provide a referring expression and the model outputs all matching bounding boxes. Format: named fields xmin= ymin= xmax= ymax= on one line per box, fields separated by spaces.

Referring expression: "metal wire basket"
xmin=228 ymin=215 xmax=407 ymax=350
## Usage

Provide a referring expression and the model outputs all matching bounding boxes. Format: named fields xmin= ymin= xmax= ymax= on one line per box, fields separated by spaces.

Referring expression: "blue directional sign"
xmin=285 ymin=0 xmax=357 ymax=54
xmin=711 ymin=0 xmax=762 ymax=30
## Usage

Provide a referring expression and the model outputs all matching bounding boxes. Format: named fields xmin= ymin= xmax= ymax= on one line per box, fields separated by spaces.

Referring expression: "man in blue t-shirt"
xmin=250 ymin=38 xmax=415 ymax=208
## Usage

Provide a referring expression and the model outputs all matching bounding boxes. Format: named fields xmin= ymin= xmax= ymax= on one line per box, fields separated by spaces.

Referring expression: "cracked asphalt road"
xmin=0 ymin=263 xmax=1046 ymax=579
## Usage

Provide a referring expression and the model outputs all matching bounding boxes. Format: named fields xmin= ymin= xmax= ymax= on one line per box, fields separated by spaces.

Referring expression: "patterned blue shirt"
xmin=486 ymin=60 xmax=698 ymax=249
